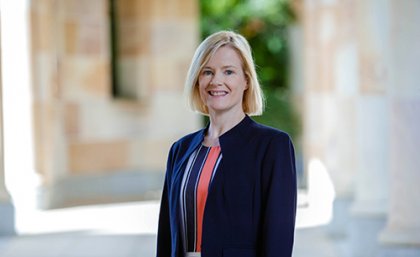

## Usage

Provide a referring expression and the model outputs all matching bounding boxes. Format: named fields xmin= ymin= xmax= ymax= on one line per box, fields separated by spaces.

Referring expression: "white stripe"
xmin=179 ymin=146 xmax=201 ymax=251
xmin=192 ymin=146 xmax=210 ymax=251
xmin=211 ymin=153 xmax=223 ymax=182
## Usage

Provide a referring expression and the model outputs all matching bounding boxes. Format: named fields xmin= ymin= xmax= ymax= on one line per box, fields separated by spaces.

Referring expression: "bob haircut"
xmin=185 ymin=30 xmax=265 ymax=116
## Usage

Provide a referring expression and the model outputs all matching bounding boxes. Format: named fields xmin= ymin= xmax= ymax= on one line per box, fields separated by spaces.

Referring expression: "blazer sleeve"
xmin=261 ymin=134 xmax=297 ymax=257
xmin=156 ymin=144 xmax=176 ymax=257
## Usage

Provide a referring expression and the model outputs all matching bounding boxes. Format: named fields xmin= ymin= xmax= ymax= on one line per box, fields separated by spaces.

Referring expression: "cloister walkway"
xmin=0 ymin=189 xmax=344 ymax=257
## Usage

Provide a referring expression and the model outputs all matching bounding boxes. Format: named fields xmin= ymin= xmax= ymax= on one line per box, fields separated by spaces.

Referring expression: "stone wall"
xmin=30 ymin=0 xmax=200 ymax=208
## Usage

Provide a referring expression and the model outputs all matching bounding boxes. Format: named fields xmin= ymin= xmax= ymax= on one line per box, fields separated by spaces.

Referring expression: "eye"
xmin=202 ymin=69 xmax=213 ymax=76
xmin=224 ymin=69 xmax=234 ymax=75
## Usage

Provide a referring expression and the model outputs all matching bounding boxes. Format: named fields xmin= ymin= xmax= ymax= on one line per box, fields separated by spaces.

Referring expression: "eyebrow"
xmin=202 ymin=65 xmax=238 ymax=69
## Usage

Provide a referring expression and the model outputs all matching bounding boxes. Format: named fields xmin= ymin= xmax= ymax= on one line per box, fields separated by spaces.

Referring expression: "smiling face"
xmin=198 ymin=45 xmax=248 ymax=117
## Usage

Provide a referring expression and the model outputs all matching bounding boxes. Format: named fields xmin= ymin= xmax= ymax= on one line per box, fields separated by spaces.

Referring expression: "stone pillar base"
xmin=377 ymin=228 xmax=420 ymax=257
xmin=348 ymin=214 xmax=386 ymax=257
xmin=37 ymin=171 xmax=164 ymax=209
xmin=379 ymin=227 xmax=420 ymax=246
xmin=0 ymin=201 xmax=15 ymax=236
xmin=327 ymin=197 xmax=352 ymax=238
xmin=377 ymin=246 xmax=420 ymax=257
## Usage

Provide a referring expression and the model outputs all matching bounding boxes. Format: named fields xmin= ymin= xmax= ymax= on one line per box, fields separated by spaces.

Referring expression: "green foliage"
xmin=200 ymin=0 xmax=300 ymax=139
xmin=252 ymin=88 xmax=300 ymax=139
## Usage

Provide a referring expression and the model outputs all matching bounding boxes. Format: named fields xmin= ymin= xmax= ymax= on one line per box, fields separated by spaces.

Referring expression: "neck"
xmin=205 ymin=110 xmax=246 ymax=146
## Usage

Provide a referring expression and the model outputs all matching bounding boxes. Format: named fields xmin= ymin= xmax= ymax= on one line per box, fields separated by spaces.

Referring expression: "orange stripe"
xmin=195 ymin=146 xmax=221 ymax=252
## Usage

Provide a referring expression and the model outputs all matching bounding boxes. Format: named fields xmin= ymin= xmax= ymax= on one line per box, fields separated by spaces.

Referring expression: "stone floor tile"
xmin=293 ymin=226 xmax=339 ymax=257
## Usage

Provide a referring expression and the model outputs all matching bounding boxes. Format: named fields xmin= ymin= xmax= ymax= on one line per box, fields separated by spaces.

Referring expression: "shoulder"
xmin=172 ymin=129 xmax=202 ymax=149
xmin=168 ymin=128 xmax=204 ymax=158
xmin=248 ymin=119 xmax=293 ymax=145
xmin=165 ymin=128 xmax=204 ymax=176
xmin=249 ymin=121 xmax=296 ymax=176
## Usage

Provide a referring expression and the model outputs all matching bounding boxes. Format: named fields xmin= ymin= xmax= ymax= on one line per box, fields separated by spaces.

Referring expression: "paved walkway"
xmin=0 ymin=191 xmax=341 ymax=257
xmin=0 ymin=228 xmax=341 ymax=257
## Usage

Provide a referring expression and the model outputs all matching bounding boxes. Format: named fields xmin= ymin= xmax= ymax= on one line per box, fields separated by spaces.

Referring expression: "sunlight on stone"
xmin=1 ymin=0 xmax=39 ymax=212
xmin=296 ymin=158 xmax=335 ymax=228
xmin=16 ymin=201 xmax=160 ymax=236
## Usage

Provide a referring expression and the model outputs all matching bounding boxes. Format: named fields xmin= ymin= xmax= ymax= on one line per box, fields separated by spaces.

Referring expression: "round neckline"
xmin=201 ymin=143 xmax=221 ymax=148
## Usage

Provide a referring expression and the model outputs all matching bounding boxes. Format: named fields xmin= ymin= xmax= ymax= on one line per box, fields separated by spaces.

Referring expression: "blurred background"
xmin=0 ymin=0 xmax=419 ymax=256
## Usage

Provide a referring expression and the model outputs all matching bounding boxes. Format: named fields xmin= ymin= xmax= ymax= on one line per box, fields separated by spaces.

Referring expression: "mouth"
xmin=208 ymin=90 xmax=228 ymax=96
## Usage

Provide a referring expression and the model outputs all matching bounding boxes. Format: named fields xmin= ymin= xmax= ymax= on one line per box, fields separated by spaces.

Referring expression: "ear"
xmin=245 ymin=75 xmax=250 ymax=90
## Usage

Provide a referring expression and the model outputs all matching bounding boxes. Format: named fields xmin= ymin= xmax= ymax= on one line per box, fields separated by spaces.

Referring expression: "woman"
xmin=157 ymin=31 xmax=297 ymax=257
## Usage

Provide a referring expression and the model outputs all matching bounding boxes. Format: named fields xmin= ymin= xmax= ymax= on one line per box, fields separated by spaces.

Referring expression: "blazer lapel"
xmin=170 ymin=128 xmax=206 ymax=255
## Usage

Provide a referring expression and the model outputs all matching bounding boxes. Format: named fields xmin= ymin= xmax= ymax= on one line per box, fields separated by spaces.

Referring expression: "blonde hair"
xmin=185 ymin=30 xmax=264 ymax=116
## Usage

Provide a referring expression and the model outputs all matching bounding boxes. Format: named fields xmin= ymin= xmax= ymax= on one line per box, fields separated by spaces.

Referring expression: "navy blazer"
xmin=157 ymin=116 xmax=297 ymax=257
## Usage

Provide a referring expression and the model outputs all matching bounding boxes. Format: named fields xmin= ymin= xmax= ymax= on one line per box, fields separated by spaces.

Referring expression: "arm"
xmin=261 ymin=134 xmax=297 ymax=257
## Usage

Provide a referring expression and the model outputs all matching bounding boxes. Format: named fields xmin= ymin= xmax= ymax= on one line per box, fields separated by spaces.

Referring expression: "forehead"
xmin=205 ymin=45 xmax=243 ymax=68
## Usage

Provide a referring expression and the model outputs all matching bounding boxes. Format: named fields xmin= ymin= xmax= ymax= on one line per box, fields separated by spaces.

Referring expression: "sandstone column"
xmin=378 ymin=1 xmax=420 ymax=256
xmin=302 ymin=0 xmax=359 ymax=239
xmin=0 ymin=15 xmax=15 ymax=235
xmin=0 ymin=96 xmax=15 ymax=236
xmin=348 ymin=1 xmax=390 ymax=256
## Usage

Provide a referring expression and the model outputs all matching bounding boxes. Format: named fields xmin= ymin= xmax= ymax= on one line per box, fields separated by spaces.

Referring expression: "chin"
xmin=206 ymin=102 xmax=227 ymax=111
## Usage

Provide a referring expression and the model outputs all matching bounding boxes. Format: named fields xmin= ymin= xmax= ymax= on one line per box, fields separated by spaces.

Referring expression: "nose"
xmin=210 ymin=81 xmax=222 ymax=86
xmin=210 ymin=72 xmax=223 ymax=86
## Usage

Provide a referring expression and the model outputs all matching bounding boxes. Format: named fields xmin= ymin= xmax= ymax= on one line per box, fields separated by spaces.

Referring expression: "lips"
xmin=208 ymin=90 xmax=228 ymax=96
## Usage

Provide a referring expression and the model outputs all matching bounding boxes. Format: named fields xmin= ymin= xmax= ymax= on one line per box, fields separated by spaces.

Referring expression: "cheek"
xmin=197 ymin=83 xmax=207 ymax=102
xmin=198 ymin=82 xmax=206 ymax=94
xmin=198 ymin=76 xmax=210 ymax=91
xmin=197 ymin=77 xmax=206 ymax=89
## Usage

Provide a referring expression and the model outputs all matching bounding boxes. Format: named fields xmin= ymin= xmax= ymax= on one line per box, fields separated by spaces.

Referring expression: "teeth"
xmin=209 ymin=91 xmax=227 ymax=96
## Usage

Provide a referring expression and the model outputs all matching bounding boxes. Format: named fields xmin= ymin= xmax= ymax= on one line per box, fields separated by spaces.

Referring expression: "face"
xmin=198 ymin=46 xmax=248 ymax=116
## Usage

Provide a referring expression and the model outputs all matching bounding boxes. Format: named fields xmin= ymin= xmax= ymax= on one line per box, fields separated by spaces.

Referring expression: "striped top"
xmin=179 ymin=144 xmax=223 ymax=253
